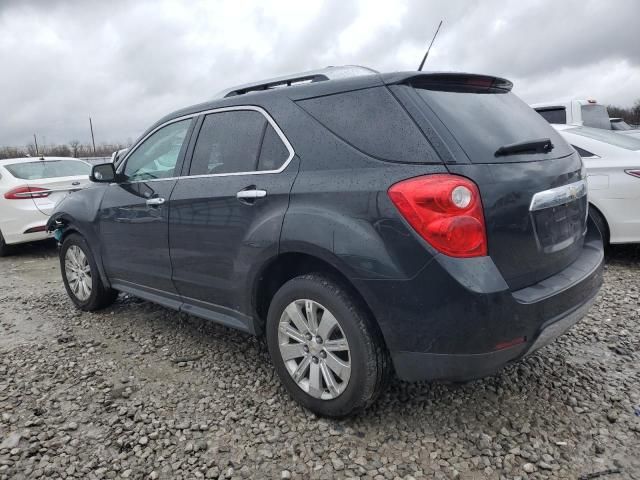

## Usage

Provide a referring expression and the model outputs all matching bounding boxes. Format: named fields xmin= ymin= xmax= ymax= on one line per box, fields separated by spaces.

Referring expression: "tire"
xmin=589 ymin=206 xmax=609 ymax=245
xmin=0 ymin=229 xmax=9 ymax=257
xmin=60 ymin=233 xmax=117 ymax=311
xmin=266 ymin=274 xmax=390 ymax=417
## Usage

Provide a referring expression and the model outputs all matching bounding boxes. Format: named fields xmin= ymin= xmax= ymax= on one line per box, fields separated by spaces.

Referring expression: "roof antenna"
xmin=418 ymin=20 xmax=443 ymax=71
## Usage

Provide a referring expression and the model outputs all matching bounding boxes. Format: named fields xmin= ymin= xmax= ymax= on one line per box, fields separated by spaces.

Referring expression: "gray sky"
xmin=1 ymin=0 xmax=638 ymax=146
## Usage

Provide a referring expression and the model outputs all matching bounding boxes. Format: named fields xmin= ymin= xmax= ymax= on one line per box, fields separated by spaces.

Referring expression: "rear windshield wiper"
xmin=495 ymin=138 xmax=554 ymax=157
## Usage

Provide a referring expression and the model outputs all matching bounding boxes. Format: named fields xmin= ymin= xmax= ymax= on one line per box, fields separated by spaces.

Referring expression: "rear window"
xmin=566 ymin=126 xmax=640 ymax=150
xmin=581 ymin=104 xmax=611 ymax=130
xmin=297 ymin=87 xmax=437 ymax=163
xmin=4 ymin=160 xmax=91 ymax=180
xmin=414 ymin=88 xmax=573 ymax=163
xmin=536 ymin=107 xmax=567 ymax=124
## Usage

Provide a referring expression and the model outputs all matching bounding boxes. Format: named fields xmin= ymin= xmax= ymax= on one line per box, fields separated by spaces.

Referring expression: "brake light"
xmin=388 ymin=174 xmax=487 ymax=258
xmin=3 ymin=186 xmax=51 ymax=200
xmin=625 ymin=169 xmax=640 ymax=179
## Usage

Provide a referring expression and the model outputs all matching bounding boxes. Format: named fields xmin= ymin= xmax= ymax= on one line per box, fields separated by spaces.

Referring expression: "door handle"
xmin=236 ymin=189 xmax=267 ymax=200
xmin=146 ymin=197 xmax=166 ymax=206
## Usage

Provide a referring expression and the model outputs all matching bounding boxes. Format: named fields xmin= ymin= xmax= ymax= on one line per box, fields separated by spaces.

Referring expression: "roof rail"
xmin=215 ymin=65 xmax=378 ymax=98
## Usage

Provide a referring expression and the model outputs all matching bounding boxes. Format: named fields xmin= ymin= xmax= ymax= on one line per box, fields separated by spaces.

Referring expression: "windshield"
xmin=611 ymin=119 xmax=632 ymax=131
xmin=414 ymin=88 xmax=573 ymax=163
xmin=581 ymin=105 xmax=611 ymax=130
xmin=4 ymin=160 xmax=91 ymax=180
xmin=566 ymin=126 xmax=640 ymax=150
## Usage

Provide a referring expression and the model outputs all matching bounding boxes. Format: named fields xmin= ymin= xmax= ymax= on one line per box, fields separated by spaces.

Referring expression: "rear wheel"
xmin=266 ymin=274 xmax=390 ymax=417
xmin=60 ymin=233 xmax=117 ymax=310
xmin=0 ymin=229 xmax=9 ymax=257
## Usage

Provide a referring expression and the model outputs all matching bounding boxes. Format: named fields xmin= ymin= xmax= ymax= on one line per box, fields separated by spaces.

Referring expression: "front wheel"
xmin=60 ymin=233 xmax=117 ymax=311
xmin=266 ymin=274 xmax=390 ymax=417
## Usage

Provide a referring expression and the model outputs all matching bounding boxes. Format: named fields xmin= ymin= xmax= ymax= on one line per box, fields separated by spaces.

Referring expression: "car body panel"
xmin=169 ymin=157 xmax=301 ymax=322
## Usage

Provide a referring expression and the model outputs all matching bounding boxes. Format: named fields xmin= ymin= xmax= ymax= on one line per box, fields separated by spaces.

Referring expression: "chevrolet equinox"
xmin=48 ymin=66 xmax=604 ymax=417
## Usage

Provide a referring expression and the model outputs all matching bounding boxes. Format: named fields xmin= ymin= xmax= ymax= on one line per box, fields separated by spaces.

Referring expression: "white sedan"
xmin=0 ymin=157 xmax=92 ymax=255
xmin=553 ymin=125 xmax=640 ymax=244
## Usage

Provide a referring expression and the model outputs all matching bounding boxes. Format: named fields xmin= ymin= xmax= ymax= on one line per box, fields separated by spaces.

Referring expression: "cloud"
xmin=0 ymin=0 xmax=638 ymax=146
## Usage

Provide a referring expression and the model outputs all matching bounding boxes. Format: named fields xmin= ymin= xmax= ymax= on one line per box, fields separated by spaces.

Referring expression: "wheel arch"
xmin=588 ymin=201 xmax=610 ymax=243
xmin=251 ymin=249 xmax=387 ymax=349
xmin=49 ymin=212 xmax=112 ymax=288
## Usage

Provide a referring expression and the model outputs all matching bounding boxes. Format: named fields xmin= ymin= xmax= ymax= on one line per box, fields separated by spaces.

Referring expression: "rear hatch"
xmin=3 ymin=159 xmax=92 ymax=216
xmin=390 ymin=74 xmax=587 ymax=290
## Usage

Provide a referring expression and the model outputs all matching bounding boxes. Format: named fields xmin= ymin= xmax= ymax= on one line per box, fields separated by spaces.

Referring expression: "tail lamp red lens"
xmin=4 ymin=186 xmax=51 ymax=200
xmin=625 ymin=169 xmax=640 ymax=179
xmin=388 ymin=174 xmax=488 ymax=258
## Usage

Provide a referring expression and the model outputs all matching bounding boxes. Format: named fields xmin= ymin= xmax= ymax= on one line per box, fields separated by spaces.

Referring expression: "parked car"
xmin=553 ymin=124 xmax=640 ymax=244
xmin=610 ymin=117 xmax=634 ymax=131
xmin=533 ymin=99 xmax=640 ymax=138
xmin=48 ymin=67 xmax=604 ymax=417
xmin=0 ymin=157 xmax=92 ymax=256
xmin=609 ymin=118 xmax=640 ymax=138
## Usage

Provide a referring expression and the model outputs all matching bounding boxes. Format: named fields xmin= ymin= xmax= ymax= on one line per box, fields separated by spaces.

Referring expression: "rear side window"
xmin=414 ymin=87 xmax=573 ymax=163
xmin=536 ymin=107 xmax=567 ymax=124
xmin=4 ymin=160 xmax=91 ymax=180
xmin=297 ymin=87 xmax=435 ymax=163
xmin=189 ymin=110 xmax=290 ymax=175
xmin=258 ymin=124 xmax=290 ymax=171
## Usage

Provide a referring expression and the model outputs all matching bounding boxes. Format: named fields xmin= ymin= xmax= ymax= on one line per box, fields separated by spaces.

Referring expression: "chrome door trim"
xmin=117 ymin=105 xmax=295 ymax=184
xmin=529 ymin=179 xmax=587 ymax=212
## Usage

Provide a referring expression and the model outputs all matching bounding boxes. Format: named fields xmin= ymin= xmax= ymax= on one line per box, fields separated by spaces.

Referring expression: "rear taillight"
xmin=625 ymin=169 xmax=640 ymax=179
xmin=3 ymin=186 xmax=52 ymax=200
xmin=388 ymin=174 xmax=487 ymax=258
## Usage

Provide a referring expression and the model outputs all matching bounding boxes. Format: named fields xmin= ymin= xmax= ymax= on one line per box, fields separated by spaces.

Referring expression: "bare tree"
xmin=69 ymin=140 xmax=80 ymax=158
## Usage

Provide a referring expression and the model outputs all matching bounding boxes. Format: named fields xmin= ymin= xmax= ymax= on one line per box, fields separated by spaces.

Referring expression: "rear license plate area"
xmin=532 ymin=198 xmax=586 ymax=253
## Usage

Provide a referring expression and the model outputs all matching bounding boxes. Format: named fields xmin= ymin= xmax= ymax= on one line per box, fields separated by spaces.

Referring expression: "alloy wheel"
xmin=278 ymin=299 xmax=351 ymax=400
xmin=65 ymin=245 xmax=92 ymax=301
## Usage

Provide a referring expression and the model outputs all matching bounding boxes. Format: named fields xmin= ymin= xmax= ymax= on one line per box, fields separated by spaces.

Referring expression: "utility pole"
xmin=33 ymin=134 xmax=39 ymax=156
xmin=89 ymin=116 xmax=96 ymax=155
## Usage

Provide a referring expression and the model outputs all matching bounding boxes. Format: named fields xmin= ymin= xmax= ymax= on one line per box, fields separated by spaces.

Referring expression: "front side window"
xmin=5 ymin=160 xmax=91 ymax=180
xmin=189 ymin=110 xmax=289 ymax=175
xmin=123 ymin=119 xmax=191 ymax=181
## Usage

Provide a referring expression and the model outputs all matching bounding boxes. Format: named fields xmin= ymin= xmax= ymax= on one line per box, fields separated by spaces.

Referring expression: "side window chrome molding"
xmin=117 ymin=105 xmax=295 ymax=182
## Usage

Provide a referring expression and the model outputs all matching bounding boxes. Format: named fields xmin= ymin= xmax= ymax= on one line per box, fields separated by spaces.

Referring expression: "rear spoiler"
xmin=383 ymin=72 xmax=513 ymax=92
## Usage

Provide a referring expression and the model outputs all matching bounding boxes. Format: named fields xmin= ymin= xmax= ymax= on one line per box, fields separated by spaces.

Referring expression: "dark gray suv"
xmin=48 ymin=66 xmax=603 ymax=417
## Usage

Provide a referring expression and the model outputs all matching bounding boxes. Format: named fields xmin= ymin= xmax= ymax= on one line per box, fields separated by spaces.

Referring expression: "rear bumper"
xmin=392 ymin=292 xmax=598 ymax=382
xmin=355 ymin=218 xmax=604 ymax=382
xmin=0 ymin=220 xmax=51 ymax=245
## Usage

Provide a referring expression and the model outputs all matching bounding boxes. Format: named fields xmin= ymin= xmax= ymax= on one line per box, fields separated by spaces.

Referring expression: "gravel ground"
xmin=1 ymin=241 xmax=639 ymax=480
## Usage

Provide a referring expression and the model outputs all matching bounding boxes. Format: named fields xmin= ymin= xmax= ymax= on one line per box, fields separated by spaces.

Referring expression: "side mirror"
xmin=90 ymin=163 xmax=117 ymax=183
